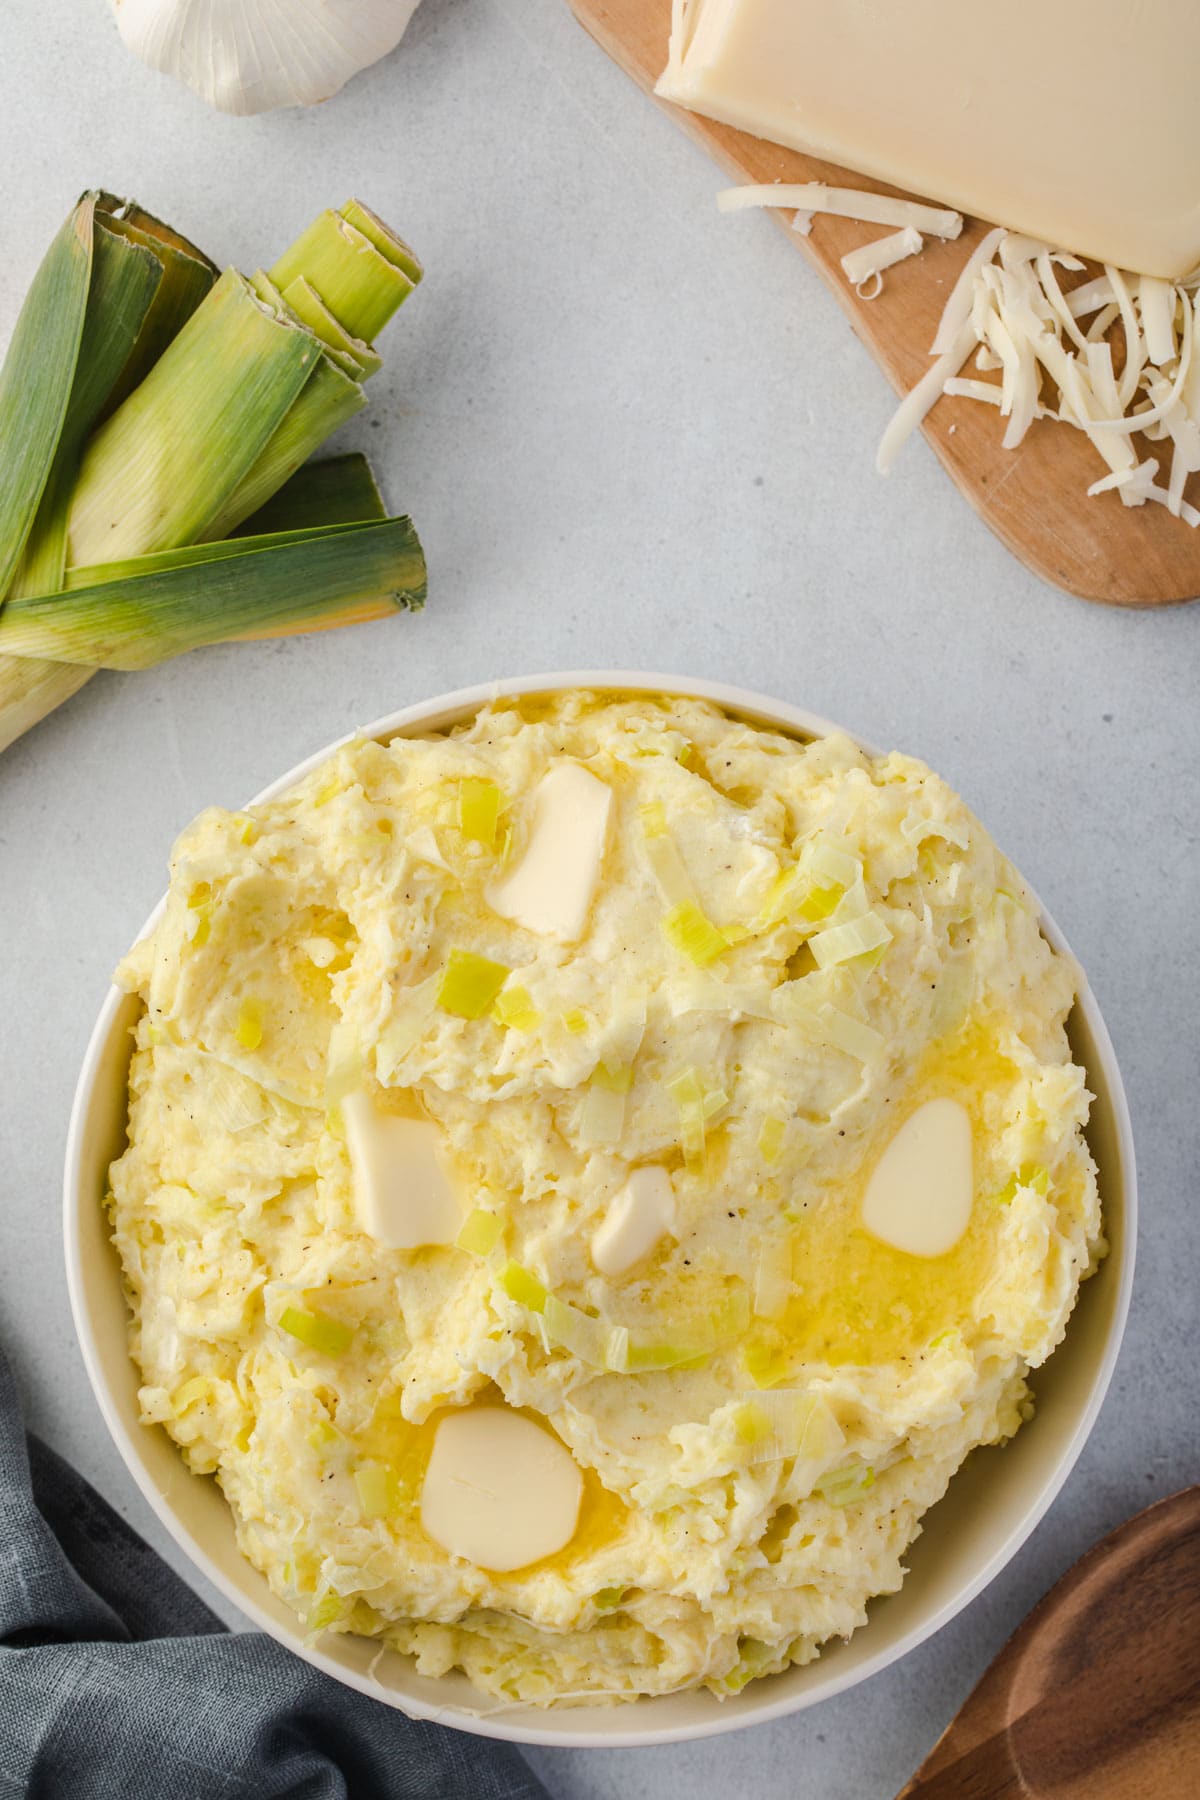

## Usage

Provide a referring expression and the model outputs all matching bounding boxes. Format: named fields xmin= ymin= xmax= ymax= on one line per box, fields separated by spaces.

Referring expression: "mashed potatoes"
xmin=109 ymin=690 xmax=1103 ymax=1704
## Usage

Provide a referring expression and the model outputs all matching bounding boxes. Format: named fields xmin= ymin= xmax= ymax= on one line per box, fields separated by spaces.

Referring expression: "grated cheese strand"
xmin=876 ymin=322 xmax=976 ymax=475
xmin=930 ymin=227 xmax=1007 ymax=354
xmin=718 ymin=183 xmax=962 ymax=240
xmin=880 ymin=218 xmax=1200 ymax=527
xmin=840 ymin=226 xmax=923 ymax=288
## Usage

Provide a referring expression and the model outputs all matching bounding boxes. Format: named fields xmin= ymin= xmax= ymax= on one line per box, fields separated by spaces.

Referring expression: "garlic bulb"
xmin=113 ymin=0 xmax=423 ymax=116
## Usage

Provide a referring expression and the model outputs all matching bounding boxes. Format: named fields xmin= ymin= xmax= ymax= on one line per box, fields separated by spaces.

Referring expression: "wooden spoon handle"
xmin=897 ymin=1488 xmax=1200 ymax=1799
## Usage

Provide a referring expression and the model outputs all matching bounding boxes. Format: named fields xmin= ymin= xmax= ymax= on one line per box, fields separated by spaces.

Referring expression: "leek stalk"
xmin=0 ymin=191 xmax=425 ymax=750
xmin=0 ymin=519 xmax=424 ymax=669
xmin=233 ymin=453 xmax=386 ymax=536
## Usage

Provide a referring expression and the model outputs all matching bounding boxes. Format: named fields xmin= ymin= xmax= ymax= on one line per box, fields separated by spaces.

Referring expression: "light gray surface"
xmin=0 ymin=1 xmax=1196 ymax=1796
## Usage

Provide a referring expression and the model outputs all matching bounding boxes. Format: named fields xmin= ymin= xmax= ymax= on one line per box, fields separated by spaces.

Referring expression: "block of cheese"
xmin=656 ymin=0 xmax=1200 ymax=279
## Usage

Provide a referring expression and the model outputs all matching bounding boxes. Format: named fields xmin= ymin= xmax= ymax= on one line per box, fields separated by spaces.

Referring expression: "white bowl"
xmin=64 ymin=672 xmax=1136 ymax=1748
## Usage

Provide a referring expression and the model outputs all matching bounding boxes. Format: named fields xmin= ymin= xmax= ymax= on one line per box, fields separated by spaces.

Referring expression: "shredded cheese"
xmin=715 ymin=160 xmax=1200 ymax=528
xmin=880 ymin=224 xmax=1200 ymax=525
xmin=718 ymin=183 xmax=962 ymax=240
xmin=840 ymin=226 xmax=923 ymax=293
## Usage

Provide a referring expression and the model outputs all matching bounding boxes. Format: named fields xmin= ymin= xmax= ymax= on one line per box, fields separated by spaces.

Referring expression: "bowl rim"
xmin=63 ymin=670 xmax=1137 ymax=1748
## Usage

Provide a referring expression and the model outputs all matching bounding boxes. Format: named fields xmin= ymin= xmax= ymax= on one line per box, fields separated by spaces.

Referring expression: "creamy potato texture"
xmin=109 ymin=692 xmax=1103 ymax=1704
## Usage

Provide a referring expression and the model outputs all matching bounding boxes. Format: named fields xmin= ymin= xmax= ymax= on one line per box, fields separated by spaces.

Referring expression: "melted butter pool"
xmin=355 ymin=1391 xmax=628 ymax=1578
xmin=750 ymin=1023 xmax=1024 ymax=1376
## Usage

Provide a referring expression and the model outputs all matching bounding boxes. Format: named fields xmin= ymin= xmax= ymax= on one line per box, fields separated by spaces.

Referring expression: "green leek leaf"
xmin=67 ymin=268 xmax=321 ymax=564
xmin=0 ymin=517 xmax=425 ymax=669
xmin=0 ymin=192 xmax=96 ymax=597
xmin=94 ymin=197 xmax=216 ymax=415
xmin=11 ymin=221 xmax=163 ymax=599
xmin=233 ymin=453 xmax=386 ymax=536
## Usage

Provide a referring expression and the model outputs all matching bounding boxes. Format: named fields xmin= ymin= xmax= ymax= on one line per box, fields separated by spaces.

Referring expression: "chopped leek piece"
xmin=733 ymin=1390 xmax=843 ymax=1465
xmin=816 ymin=1005 xmax=883 ymax=1062
xmin=756 ymin=862 xmax=844 ymax=932
xmin=742 ymin=1337 xmax=792 ymax=1389
xmin=457 ymin=776 xmax=503 ymax=849
xmin=614 ymin=1336 xmax=709 ymax=1373
xmin=668 ymin=1066 xmax=714 ymax=1172
xmin=808 ymin=911 xmax=892 ymax=970
xmin=643 ymin=829 xmax=693 ymax=905
xmin=827 ymin=877 xmax=870 ymax=927
xmin=994 ymin=1163 xmax=1051 ymax=1204
xmin=375 ymin=974 xmax=439 ymax=1081
xmin=758 ymin=1115 xmax=786 ymax=1164
xmin=544 ymin=1294 xmax=611 ymax=1367
xmin=279 ymin=1305 xmax=353 ymax=1356
xmin=456 ymin=1208 xmax=503 ymax=1256
xmin=172 ymin=1375 xmax=214 ymax=1412
xmin=436 ymin=949 xmax=510 ymax=1020
xmin=663 ymin=899 xmax=729 ymax=967
xmin=312 ymin=770 xmax=343 ymax=807
xmin=801 ymin=837 xmax=862 ymax=889
xmin=498 ymin=1261 xmax=547 ymax=1314
xmin=734 ymin=1401 xmax=770 ymax=1443
xmin=563 ymin=1007 xmax=590 ymax=1035
xmin=355 ymin=1461 xmax=398 ymax=1520
xmin=638 ymin=800 xmax=668 ymax=837
xmin=186 ymin=894 xmax=213 ymax=945
xmin=234 ymin=998 xmax=264 ymax=1050
xmin=714 ymin=1638 xmax=776 ymax=1695
xmin=755 ymin=870 xmax=797 ymax=930
xmin=816 ymin=1463 xmax=876 ymax=1506
xmin=307 ymin=1587 xmax=347 ymax=1633
xmin=591 ymin=1059 xmax=633 ymax=1094
xmin=306 ymin=1418 xmax=339 ymax=1450
xmin=795 ymin=882 xmax=843 ymax=924
xmin=492 ymin=985 xmax=539 ymax=1031
xmin=593 ymin=1585 xmax=627 ymax=1612
xmin=205 ymin=1062 xmax=269 ymax=1134
xmin=901 ymin=811 xmax=969 ymax=852
xmin=579 ymin=1079 xmax=627 ymax=1146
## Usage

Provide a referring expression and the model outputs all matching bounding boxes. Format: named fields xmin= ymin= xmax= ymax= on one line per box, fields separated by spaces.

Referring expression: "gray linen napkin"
xmin=0 ymin=1348 xmax=552 ymax=1800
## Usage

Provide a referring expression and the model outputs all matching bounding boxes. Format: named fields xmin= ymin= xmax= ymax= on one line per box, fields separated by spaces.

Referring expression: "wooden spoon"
xmin=897 ymin=1486 xmax=1200 ymax=1797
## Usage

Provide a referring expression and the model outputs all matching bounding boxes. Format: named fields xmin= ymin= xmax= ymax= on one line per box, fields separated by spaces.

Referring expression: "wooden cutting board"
xmin=564 ymin=0 xmax=1200 ymax=606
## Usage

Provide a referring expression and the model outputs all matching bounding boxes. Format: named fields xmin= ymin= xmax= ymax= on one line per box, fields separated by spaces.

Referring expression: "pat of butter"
xmin=592 ymin=1167 xmax=676 ymax=1276
xmin=861 ymin=1098 xmax=973 ymax=1258
xmin=657 ymin=0 xmax=1200 ymax=280
xmin=420 ymin=1407 xmax=584 ymax=1571
xmin=488 ymin=763 xmax=612 ymax=941
xmin=342 ymin=1093 xmax=462 ymax=1250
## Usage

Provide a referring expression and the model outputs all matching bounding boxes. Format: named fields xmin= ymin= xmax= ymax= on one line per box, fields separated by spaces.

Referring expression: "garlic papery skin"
xmin=112 ymin=0 xmax=423 ymax=117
